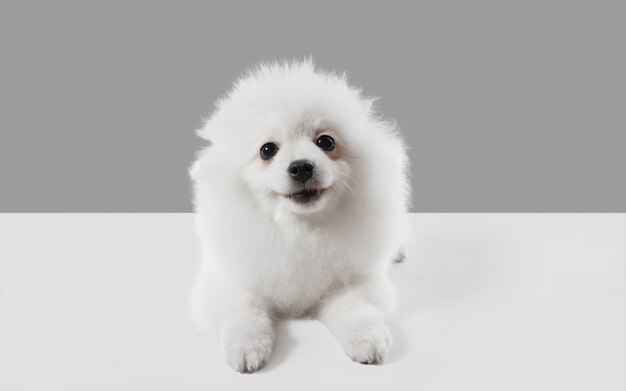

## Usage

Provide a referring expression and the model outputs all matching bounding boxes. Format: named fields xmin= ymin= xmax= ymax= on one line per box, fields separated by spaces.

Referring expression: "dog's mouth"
xmin=283 ymin=188 xmax=326 ymax=205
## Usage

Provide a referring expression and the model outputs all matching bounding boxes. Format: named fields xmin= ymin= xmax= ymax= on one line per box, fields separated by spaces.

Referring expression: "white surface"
xmin=0 ymin=214 xmax=624 ymax=391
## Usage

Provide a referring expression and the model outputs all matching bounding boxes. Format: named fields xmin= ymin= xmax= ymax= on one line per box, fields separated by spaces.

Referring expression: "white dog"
xmin=190 ymin=60 xmax=410 ymax=373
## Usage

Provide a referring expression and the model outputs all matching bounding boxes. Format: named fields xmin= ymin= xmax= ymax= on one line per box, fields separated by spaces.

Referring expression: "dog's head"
xmin=194 ymin=60 xmax=407 ymax=217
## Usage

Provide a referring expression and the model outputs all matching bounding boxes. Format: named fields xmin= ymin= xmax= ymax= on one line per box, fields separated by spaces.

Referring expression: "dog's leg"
xmin=219 ymin=306 xmax=275 ymax=373
xmin=319 ymin=276 xmax=394 ymax=364
xmin=191 ymin=264 xmax=275 ymax=373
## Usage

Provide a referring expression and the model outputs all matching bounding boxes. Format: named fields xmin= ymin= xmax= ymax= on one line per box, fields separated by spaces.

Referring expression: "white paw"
xmin=221 ymin=312 xmax=274 ymax=374
xmin=224 ymin=334 xmax=273 ymax=373
xmin=342 ymin=323 xmax=392 ymax=365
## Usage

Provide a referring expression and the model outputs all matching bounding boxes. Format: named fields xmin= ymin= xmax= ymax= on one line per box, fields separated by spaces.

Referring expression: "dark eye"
xmin=260 ymin=142 xmax=279 ymax=160
xmin=316 ymin=135 xmax=335 ymax=151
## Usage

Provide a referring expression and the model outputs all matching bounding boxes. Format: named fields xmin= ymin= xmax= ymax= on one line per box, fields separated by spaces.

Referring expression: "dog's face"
xmin=195 ymin=61 xmax=402 ymax=218
xmin=242 ymin=123 xmax=352 ymax=215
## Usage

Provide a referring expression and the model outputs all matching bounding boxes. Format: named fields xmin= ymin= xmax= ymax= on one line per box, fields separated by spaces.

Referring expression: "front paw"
xmin=342 ymin=323 xmax=392 ymax=365
xmin=224 ymin=334 xmax=273 ymax=373
xmin=220 ymin=313 xmax=275 ymax=373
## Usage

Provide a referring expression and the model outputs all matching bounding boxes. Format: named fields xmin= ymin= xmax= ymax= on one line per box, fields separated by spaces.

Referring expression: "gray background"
xmin=1 ymin=1 xmax=624 ymax=212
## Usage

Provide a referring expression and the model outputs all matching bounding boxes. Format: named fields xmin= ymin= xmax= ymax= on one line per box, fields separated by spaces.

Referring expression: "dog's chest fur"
xmin=233 ymin=212 xmax=382 ymax=316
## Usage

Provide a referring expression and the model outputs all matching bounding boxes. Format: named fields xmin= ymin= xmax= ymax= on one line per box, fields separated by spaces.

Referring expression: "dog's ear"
xmin=196 ymin=127 xmax=210 ymax=141
xmin=363 ymin=96 xmax=379 ymax=116
xmin=196 ymin=116 xmax=212 ymax=141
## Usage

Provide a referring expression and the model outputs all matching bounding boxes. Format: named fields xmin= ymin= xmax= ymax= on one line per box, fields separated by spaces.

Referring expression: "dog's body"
xmin=190 ymin=60 xmax=410 ymax=372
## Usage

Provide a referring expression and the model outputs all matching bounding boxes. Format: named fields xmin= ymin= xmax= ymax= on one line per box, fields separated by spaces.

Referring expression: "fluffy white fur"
xmin=190 ymin=59 xmax=410 ymax=373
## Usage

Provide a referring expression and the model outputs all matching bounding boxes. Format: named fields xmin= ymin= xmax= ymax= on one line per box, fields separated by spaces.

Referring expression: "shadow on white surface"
xmin=261 ymin=321 xmax=296 ymax=372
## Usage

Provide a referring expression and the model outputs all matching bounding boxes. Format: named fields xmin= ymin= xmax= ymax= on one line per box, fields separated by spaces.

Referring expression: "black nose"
xmin=287 ymin=160 xmax=315 ymax=183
